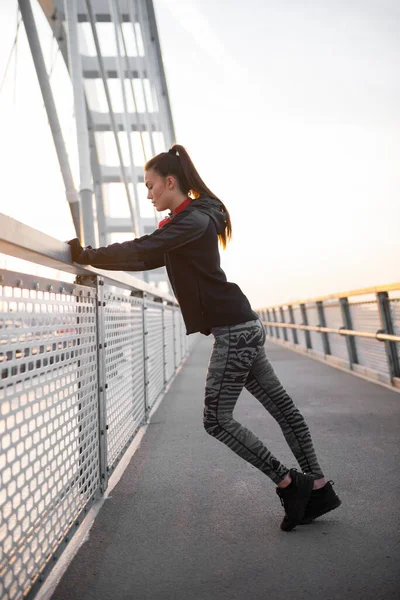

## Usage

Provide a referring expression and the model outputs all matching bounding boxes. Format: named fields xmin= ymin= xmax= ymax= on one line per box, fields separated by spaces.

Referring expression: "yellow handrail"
xmin=260 ymin=321 xmax=400 ymax=343
xmin=258 ymin=282 xmax=400 ymax=310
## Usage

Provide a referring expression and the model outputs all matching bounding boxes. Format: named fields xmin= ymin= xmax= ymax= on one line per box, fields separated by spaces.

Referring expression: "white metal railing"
xmin=256 ymin=284 xmax=400 ymax=390
xmin=0 ymin=214 xmax=198 ymax=600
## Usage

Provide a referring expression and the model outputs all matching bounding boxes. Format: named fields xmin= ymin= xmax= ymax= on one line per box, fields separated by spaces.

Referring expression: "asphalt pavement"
xmin=51 ymin=336 xmax=400 ymax=600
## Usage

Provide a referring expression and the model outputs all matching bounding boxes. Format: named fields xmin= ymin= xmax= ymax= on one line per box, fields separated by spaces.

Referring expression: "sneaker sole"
xmin=299 ymin=497 xmax=342 ymax=525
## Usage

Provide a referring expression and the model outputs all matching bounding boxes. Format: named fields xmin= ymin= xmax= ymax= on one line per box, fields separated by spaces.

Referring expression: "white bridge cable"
xmin=13 ymin=5 xmax=19 ymax=104
xmin=48 ymin=30 xmax=61 ymax=79
xmin=0 ymin=9 xmax=22 ymax=98
xmin=39 ymin=37 xmax=60 ymax=111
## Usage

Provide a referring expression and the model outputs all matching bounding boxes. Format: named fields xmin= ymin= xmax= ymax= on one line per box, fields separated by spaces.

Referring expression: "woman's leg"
xmin=244 ymin=326 xmax=325 ymax=481
xmin=203 ymin=319 xmax=290 ymax=484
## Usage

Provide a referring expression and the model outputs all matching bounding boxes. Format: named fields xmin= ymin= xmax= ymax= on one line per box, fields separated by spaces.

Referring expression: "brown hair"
xmin=144 ymin=143 xmax=232 ymax=249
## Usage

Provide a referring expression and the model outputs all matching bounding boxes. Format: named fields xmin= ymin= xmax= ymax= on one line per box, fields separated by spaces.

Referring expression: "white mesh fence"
xmin=0 ymin=271 xmax=198 ymax=599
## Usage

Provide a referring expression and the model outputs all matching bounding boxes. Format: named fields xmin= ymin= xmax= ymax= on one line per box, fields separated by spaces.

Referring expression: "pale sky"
xmin=0 ymin=0 xmax=399 ymax=308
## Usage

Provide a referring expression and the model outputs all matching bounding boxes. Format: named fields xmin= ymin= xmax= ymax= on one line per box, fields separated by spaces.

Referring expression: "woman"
xmin=67 ymin=144 xmax=341 ymax=531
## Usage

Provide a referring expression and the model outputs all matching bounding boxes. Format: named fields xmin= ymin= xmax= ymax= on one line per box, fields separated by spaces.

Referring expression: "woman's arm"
xmin=66 ymin=238 xmax=166 ymax=270
xmin=66 ymin=209 xmax=209 ymax=271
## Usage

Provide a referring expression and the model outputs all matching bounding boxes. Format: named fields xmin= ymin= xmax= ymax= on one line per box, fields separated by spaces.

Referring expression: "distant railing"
xmin=0 ymin=214 xmax=198 ymax=600
xmin=256 ymin=284 xmax=400 ymax=391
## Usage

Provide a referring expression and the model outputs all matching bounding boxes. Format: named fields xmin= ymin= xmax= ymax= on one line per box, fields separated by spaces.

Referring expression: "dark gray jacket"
xmin=69 ymin=195 xmax=258 ymax=335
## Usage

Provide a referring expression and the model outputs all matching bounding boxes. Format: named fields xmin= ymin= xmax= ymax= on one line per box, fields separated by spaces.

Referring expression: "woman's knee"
xmin=203 ymin=412 xmax=218 ymax=434
xmin=203 ymin=409 xmax=225 ymax=437
xmin=203 ymin=419 xmax=223 ymax=437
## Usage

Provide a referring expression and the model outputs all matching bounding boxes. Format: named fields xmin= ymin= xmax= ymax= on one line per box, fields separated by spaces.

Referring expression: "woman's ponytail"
xmin=145 ymin=144 xmax=232 ymax=249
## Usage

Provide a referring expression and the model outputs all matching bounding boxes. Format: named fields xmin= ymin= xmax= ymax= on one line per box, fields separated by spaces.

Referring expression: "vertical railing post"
xmin=161 ymin=301 xmax=167 ymax=386
xmin=166 ymin=301 xmax=174 ymax=377
xmin=174 ymin=311 xmax=178 ymax=366
xmin=179 ymin=314 xmax=183 ymax=364
xmin=339 ymin=297 xmax=358 ymax=369
xmin=179 ymin=313 xmax=185 ymax=362
xmin=272 ymin=307 xmax=280 ymax=339
xmin=182 ymin=316 xmax=187 ymax=357
xmin=279 ymin=306 xmax=288 ymax=342
xmin=142 ymin=291 xmax=150 ymax=421
xmin=288 ymin=305 xmax=298 ymax=345
xmin=173 ymin=308 xmax=178 ymax=368
xmin=266 ymin=309 xmax=274 ymax=337
xmin=95 ymin=276 xmax=109 ymax=493
xmin=377 ymin=292 xmax=400 ymax=383
xmin=259 ymin=309 xmax=266 ymax=339
xmin=300 ymin=303 xmax=312 ymax=349
xmin=263 ymin=309 xmax=267 ymax=338
xmin=316 ymin=301 xmax=331 ymax=356
xmin=76 ymin=273 xmax=107 ymax=495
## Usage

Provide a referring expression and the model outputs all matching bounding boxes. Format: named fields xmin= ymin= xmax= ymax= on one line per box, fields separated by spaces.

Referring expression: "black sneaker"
xmin=299 ymin=480 xmax=342 ymax=524
xmin=276 ymin=468 xmax=315 ymax=531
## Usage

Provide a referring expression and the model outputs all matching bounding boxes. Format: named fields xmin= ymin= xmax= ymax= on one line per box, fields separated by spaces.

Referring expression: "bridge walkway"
xmin=51 ymin=337 xmax=400 ymax=600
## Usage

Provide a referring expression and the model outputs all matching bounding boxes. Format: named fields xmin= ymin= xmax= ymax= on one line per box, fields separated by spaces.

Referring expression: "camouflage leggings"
xmin=203 ymin=318 xmax=325 ymax=484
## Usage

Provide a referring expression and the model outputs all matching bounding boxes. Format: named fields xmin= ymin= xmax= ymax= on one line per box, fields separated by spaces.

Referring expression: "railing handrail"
xmin=256 ymin=283 xmax=400 ymax=389
xmin=257 ymin=282 xmax=400 ymax=310
xmin=0 ymin=213 xmax=176 ymax=303
xmin=260 ymin=320 xmax=400 ymax=343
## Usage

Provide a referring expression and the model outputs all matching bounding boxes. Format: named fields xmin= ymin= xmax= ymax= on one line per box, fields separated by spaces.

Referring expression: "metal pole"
xmin=279 ymin=306 xmax=288 ymax=341
xmin=123 ymin=0 xmax=160 ymax=230
xmin=96 ymin=276 xmax=109 ymax=492
xmin=339 ymin=297 xmax=359 ymax=368
xmin=288 ymin=305 xmax=298 ymax=345
xmin=128 ymin=0 xmax=157 ymax=156
xmin=316 ymin=300 xmax=331 ymax=355
xmin=17 ymin=0 xmax=82 ymax=238
xmin=161 ymin=302 xmax=167 ymax=386
xmin=63 ymin=0 xmax=96 ymax=246
xmin=300 ymin=303 xmax=312 ymax=349
xmin=142 ymin=292 xmax=150 ymax=420
xmin=266 ymin=309 xmax=274 ymax=337
xmin=377 ymin=291 xmax=400 ymax=383
xmin=85 ymin=0 xmax=139 ymax=239
xmin=272 ymin=307 xmax=280 ymax=339
xmin=108 ymin=0 xmax=143 ymax=238
xmin=173 ymin=308 xmax=178 ymax=368
xmin=144 ymin=0 xmax=175 ymax=146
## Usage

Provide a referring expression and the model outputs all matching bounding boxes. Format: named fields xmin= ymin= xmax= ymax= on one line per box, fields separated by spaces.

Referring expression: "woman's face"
xmin=144 ymin=168 xmax=175 ymax=212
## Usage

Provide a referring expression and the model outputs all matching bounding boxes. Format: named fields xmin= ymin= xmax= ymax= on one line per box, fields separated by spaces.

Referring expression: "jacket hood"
xmin=193 ymin=195 xmax=227 ymax=235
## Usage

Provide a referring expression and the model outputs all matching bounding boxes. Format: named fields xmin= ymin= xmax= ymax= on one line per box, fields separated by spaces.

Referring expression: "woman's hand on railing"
xmin=66 ymin=238 xmax=93 ymax=262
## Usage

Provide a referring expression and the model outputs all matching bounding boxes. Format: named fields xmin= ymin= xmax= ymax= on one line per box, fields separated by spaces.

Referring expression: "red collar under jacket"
xmin=157 ymin=197 xmax=192 ymax=229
